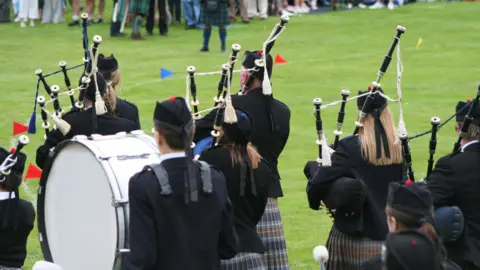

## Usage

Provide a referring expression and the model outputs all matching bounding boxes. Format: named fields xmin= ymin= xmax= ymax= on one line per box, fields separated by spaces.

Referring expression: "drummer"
xmin=122 ymin=97 xmax=238 ymax=270
xmin=0 ymin=146 xmax=35 ymax=270
xmin=35 ymin=71 xmax=138 ymax=169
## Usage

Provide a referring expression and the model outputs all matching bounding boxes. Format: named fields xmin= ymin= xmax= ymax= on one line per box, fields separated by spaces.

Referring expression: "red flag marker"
xmin=24 ymin=163 xmax=42 ymax=182
xmin=13 ymin=121 xmax=29 ymax=136
xmin=274 ymin=54 xmax=287 ymax=65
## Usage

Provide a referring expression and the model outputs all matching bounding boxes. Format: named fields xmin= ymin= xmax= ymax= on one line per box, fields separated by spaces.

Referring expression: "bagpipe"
xmin=0 ymin=135 xmax=29 ymax=183
xmin=28 ymin=13 xmax=105 ymax=139
xmin=310 ymin=25 xmax=407 ymax=169
xmin=184 ymin=15 xmax=290 ymax=157
xmin=308 ymin=24 xmax=480 ymax=183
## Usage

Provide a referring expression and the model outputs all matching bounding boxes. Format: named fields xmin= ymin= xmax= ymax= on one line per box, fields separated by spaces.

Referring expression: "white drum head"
xmin=44 ymin=142 xmax=117 ymax=270
xmin=38 ymin=133 xmax=161 ymax=270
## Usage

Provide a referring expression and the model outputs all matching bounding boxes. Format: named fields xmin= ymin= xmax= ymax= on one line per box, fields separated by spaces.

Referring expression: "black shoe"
xmin=94 ymin=18 xmax=104 ymax=23
xmin=111 ymin=32 xmax=126 ymax=37
xmin=145 ymin=31 xmax=153 ymax=36
xmin=200 ymin=47 xmax=209 ymax=52
xmin=68 ymin=20 xmax=80 ymax=26
xmin=160 ymin=32 xmax=168 ymax=36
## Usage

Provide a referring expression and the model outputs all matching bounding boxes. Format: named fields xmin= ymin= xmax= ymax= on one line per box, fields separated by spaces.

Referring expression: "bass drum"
xmin=37 ymin=130 xmax=161 ymax=270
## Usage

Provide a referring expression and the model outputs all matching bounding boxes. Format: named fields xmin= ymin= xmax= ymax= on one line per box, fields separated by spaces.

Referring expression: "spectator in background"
xmin=41 ymin=0 xmax=64 ymax=23
xmin=284 ymin=0 xmax=309 ymax=13
xmin=67 ymin=0 xmax=81 ymax=26
xmin=369 ymin=0 xmax=394 ymax=9
xmin=86 ymin=0 xmax=105 ymax=23
xmin=168 ymin=0 xmax=180 ymax=23
xmin=199 ymin=0 xmax=229 ymax=52
xmin=248 ymin=0 xmax=267 ymax=19
xmin=183 ymin=0 xmax=200 ymax=29
xmin=18 ymin=0 xmax=38 ymax=26
xmin=13 ymin=0 xmax=21 ymax=21
xmin=229 ymin=0 xmax=248 ymax=23
xmin=146 ymin=0 xmax=168 ymax=36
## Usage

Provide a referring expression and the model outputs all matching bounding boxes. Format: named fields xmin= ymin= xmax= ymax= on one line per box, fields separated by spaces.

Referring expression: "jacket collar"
xmin=462 ymin=140 xmax=480 ymax=152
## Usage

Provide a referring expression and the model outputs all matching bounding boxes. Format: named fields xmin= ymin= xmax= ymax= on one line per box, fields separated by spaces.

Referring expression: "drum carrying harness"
xmin=146 ymin=160 xmax=213 ymax=197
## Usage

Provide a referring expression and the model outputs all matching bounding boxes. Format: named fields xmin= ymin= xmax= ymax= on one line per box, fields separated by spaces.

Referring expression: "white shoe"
xmin=286 ymin=5 xmax=296 ymax=12
xmin=358 ymin=3 xmax=366 ymax=8
xmin=20 ymin=21 xmax=26 ymax=27
xmin=387 ymin=2 xmax=394 ymax=9
xmin=281 ymin=9 xmax=296 ymax=16
xmin=30 ymin=20 xmax=35 ymax=27
xmin=310 ymin=0 xmax=318 ymax=10
xmin=347 ymin=3 xmax=352 ymax=8
xmin=14 ymin=16 xmax=21 ymax=22
xmin=369 ymin=2 xmax=384 ymax=8
xmin=301 ymin=4 xmax=310 ymax=12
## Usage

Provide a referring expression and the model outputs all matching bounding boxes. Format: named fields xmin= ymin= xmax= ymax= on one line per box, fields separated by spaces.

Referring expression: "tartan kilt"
xmin=221 ymin=252 xmax=267 ymax=270
xmin=256 ymin=198 xmax=289 ymax=270
xmin=199 ymin=3 xmax=230 ymax=27
xmin=326 ymin=226 xmax=383 ymax=270
xmin=128 ymin=0 xmax=149 ymax=16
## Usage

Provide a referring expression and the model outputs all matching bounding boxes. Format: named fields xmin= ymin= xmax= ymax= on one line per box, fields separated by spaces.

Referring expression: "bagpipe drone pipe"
xmin=27 ymin=13 xmax=105 ymax=138
xmin=191 ymin=15 xmax=290 ymax=157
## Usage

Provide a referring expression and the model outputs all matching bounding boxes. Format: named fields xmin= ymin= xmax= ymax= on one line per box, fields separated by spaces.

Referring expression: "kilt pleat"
xmin=256 ymin=198 xmax=289 ymax=270
xmin=221 ymin=252 xmax=267 ymax=270
xmin=199 ymin=3 xmax=230 ymax=26
xmin=326 ymin=226 xmax=383 ymax=270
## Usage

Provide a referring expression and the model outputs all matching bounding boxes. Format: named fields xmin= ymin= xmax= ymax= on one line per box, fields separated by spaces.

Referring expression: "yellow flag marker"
xmin=416 ymin=37 xmax=423 ymax=49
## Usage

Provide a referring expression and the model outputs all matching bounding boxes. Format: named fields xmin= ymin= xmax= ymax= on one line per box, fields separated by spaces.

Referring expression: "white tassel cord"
xmin=223 ymin=68 xmax=238 ymax=124
xmin=395 ymin=39 xmax=406 ymax=144
xmin=321 ymin=135 xmax=333 ymax=167
xmin=93 ymin=71 xmax=107 ymax=115
xmin=0 ymin=155 xmax=18 ymax=180
xmin=41 ymin=106 xmax=71 ymax=135
xmin=261 ymin=24 xmax=286 ymax=95
xmin=185 ymin=75 xmax=191 ymax=112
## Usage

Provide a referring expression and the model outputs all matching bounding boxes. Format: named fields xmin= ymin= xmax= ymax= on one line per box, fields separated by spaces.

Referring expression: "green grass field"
xmin=1 ymin=2 xmax=480 ymax=269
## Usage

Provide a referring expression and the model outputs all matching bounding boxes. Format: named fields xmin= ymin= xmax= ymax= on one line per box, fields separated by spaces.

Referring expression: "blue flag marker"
xmin=160 ymin=68 xmax=174 ymax=79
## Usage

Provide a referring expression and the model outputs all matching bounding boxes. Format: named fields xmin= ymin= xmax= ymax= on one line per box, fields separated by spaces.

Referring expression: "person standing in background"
xmin=229 ymin=0 xmax=248 ymax=23
xmin=41 ymin=0 xmax=63 ymax=23
xmin=248 ymin=0 xmax=266 ymax=19
xmin=146 ymin=0 xmax=168 ymax=36
xmin=67 ymin=0 xmax=81 ymax=26
xmin=86 ymin=0 xmax=105 ymax=22
xmin=18 ymin=0 xmax=38 ymax=27
xmin=199 ymin=0 xmax=229 ymax=52
xmin=126 ymin=0 xmax=149 ymax=39
xmin=167 ymin=0 xmax=180 ymax=24
xmin=182 ymin=0 xmax=200 ymax=29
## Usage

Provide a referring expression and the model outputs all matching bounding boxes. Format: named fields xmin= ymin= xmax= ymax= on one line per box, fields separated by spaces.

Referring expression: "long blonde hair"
xmin=358 ymin=106 xmax=402 ymax=165
xmin=219 ymin=127 xmax=261 ymax=169
xmin=110 ymin=69 xmax=122 ymax=89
